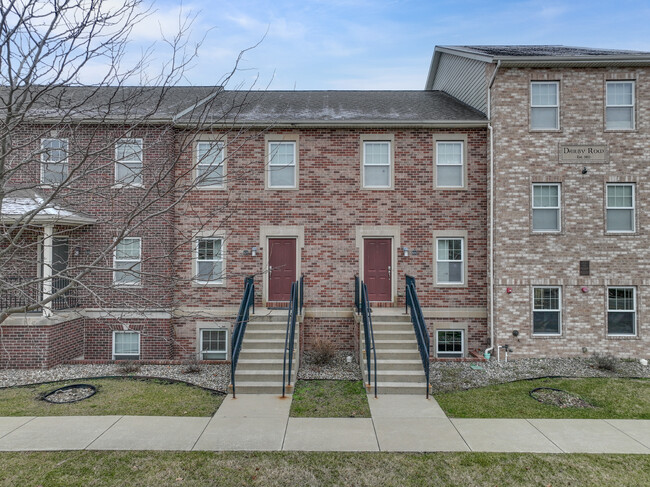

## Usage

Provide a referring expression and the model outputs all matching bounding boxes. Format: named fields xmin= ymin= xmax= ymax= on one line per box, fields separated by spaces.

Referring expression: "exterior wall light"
xmin=581 ymin=286 xmax=589 ymax=293
xmin=506 ymin=287 xmax=513 ymax=294
xmin=251 ymin=246 xmax=257 ymax=257
xmin=403 ymin=246 xmax=409 ymax=257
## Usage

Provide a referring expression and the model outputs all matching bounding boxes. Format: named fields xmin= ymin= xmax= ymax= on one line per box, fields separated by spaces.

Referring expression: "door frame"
xmin=356 ymin=225 xmax=400 ymax=304
xmin=260 ymin=225 xmax=304 ymax=305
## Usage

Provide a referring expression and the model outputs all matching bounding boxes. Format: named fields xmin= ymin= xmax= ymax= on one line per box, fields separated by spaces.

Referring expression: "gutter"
xmin=485 ymin=60 xmax=501 ymax=358
xmin=172 ymin=120 xmax=489 ymax=129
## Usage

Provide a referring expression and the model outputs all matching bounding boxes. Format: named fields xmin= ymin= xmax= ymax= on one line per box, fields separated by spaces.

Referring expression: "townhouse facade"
xmin=1 ymin=45 xmax=649 ymax=371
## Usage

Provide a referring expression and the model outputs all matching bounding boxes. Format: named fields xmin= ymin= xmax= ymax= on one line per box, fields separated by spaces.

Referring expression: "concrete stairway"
xmin=231 ymin=310 xmax=299 ymax=395
xmin=360 ymin=309 xmax=431 ymax=395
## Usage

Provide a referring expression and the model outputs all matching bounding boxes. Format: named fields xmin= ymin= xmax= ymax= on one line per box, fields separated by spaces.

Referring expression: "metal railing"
xmin=0 ymin=276 xmax=79 ymax=312
xmin=358 ymin=276 xmax=377 ymax=398
xmin=282 ymin=277 xmax=301 ymax=397
xmin=230 ymin=276 xmax=255 ymax=398
xmin=405 ymin=275 xmax=430 ymax=398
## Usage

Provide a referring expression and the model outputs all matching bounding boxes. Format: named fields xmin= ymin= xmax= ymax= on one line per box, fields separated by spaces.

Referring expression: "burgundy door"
xmin=268 ymin=238 xmax=297 ymax=301
xmin=364 ymin=238 xmax=391 ymax=301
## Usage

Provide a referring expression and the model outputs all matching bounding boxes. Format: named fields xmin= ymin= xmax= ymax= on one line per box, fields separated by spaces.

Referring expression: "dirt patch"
xmin=530 ymin=387 xmax=594 ymax=409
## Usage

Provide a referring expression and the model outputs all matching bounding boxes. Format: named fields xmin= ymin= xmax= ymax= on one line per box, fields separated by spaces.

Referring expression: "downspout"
xmin=485 ymin=60 xmax=501 ymax=358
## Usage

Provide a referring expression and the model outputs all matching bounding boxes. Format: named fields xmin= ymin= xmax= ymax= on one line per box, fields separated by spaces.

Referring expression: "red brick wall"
xmin=83 ymin=318 xmax=173 ymax=360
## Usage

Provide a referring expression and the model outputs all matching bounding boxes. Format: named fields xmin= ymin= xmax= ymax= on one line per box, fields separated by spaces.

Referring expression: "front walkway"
xmin=0 ymin=394 xmax=649 ymax=453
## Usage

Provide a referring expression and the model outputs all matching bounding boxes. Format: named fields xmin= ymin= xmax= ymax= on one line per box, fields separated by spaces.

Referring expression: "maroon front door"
xmin=268 ymin=238 xmax=297 ymax=301
xmin=364 ymin=238 xmax=392 ymax=301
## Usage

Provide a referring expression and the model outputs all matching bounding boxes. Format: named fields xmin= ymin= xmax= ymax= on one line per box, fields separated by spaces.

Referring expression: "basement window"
xmin=436 ymin=330 xmax=464 ymax=358
xmin=113 ymin=331 xmax=140 ymax=360
xmin=200 ymin=329 xmax=227 ymax=360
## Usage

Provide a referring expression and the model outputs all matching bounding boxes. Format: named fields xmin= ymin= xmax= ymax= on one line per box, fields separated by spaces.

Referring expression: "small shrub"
xmin=116 ymin=360 xmax=141 ymax=374
xmin=182 ymin=359 xmax=202 ymax=374
xmin=312 ymin=339 xmax=336 ymax=366
xmin=592 ymin=353 xmax=617 ymax=372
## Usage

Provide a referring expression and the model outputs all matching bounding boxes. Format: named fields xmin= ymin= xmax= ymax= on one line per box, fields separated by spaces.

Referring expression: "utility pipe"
xmin=485 ymin=60 xmax=501 ymax=358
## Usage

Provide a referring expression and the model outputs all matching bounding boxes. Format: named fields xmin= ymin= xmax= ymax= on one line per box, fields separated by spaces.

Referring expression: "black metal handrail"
xmin=354 ymin=274 xmax=361 ymax=313
xmin=230 ymin=276 xmax=255 ymax=398
xmin=359 ymin=279 xmax=377 ymax=398
xmin=0 ymin=276 xmax=79 ymax=312
xmin=299 ymin=274 xmax=304 ymax=315
xmin=405 ymin=275 xmax=430 ymax=398
xmin=282 ymin=279 xmax=300 ymax=397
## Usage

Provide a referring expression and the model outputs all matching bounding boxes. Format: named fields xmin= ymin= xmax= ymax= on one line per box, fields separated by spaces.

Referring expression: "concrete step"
xmin=372 ymin=322 xmax=415 ymax=331
xmin=367 ymin=330 xmax=416 ymax=339
xmin=366 ymin=313 xmax=411 ymax=323
xmin=244 ymin=329 xmax=292 ymax=340
xmin=240 ymin=338 xmax=289 ymax=348
xmin=245 ymin=322 xmax=288 ymax=331
xmin=370 ymin=359 xmax=424 ymax=371
xmin=235 ymin=370 xmax=296 ymax=383
xmin=372 ymin=339 xmax=420 ymax=350
xmin=236 ymin=359 xmax=292 ymax=371
xmin=372 ymin=370 xmax=426 ymax=383
xmin=364 ymin=349 xmax=422 ymax=360
xmin=231 ymin=382 xmax=296 ymax=394
xmin=238 ymin=349 xmax=288 ymax=360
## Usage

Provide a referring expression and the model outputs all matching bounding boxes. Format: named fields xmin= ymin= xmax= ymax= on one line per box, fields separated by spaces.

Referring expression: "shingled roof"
xmin=180 ymin=90 xmax=487 ymax=126
xmin=445 ymin=45 xmax=650 ymax=58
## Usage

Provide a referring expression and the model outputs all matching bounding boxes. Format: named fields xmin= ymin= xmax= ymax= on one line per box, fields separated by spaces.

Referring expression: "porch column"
xmin=42 ymin=224 xmax=53 ymax=317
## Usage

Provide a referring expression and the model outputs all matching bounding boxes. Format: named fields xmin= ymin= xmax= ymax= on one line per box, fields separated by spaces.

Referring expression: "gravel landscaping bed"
xmin=431 ymin=357 xmax=650 ymax=392
xmin=298 ymin=351 xmax=362 ymax=380
xmin=0 ymin=364 xmax=231 ymax=392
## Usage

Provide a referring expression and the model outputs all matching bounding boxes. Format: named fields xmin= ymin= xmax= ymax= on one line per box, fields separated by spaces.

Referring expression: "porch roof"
xmin=1 ymin=190 xmax=96 ymax=226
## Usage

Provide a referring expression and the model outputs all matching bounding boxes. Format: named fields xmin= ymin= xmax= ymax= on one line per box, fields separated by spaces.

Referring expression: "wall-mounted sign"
xmin=559 ymin=144 xmax=608 ymax=164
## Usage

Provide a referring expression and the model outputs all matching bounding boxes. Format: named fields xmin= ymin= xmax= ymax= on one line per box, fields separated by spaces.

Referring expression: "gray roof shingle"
xmin=184 ymin=90 xmax=487 ymax=124
xmin=442 ymin=45 xmax=650 ymax=58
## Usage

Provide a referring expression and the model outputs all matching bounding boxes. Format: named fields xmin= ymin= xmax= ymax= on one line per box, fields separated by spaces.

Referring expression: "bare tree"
xmin=0 ymin=0 xmax=268 ymax=366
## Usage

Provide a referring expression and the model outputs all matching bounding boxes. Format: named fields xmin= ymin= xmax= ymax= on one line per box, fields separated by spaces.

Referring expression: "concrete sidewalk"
xmin=0 ymin=394 xmax=649 ymax=453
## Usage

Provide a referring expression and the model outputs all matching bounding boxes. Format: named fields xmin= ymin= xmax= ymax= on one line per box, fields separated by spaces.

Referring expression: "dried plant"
xmin=312 ymin=339 xmax=336 ymax=366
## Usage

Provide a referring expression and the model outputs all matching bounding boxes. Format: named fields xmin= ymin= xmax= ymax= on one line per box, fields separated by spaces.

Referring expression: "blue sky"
xmin=126 ymin=0 xmax=650 ymax=90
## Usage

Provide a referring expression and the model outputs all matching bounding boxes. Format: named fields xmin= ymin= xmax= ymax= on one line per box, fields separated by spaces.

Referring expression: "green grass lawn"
xmin=290 ymin=380 xmax=371 ymax=418
xmin=0 ymin=378 xmax=223 ymax=417
xmin=0 ymin=451 xmax=648 ymax=487
xmin=435 ymin=377 xmax=650 ymax=419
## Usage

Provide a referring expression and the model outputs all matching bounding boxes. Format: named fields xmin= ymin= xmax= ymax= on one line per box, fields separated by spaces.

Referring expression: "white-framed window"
xmin=113 ymin=237 xmax=142 ymax=286
xmin=606 ymin=183 xmax=635 ymax=233
xmin=196 ymin=141 xmax=224 ymax=187
xmin=606 ymin=81 xmax=635 ymax=130
xmin=113 ymin=331 xmax=140 ymax=360
xmin=200 ymin=328 xmax=227 ymax=360
xmin=532 ymin=184 xmax=561 ymax=232
xmin=195 ymin=238 xmax=223 ymax=284
xmin=531 ymin=81 xmax=559 ymax=130
xmin=436 ymin=329 xmax=464 ymax=358
xmin=533 ymin=286 xmax=561 ymax=335
xmin=115 ymin=138 xmax=143 ymax=186
xmin=608 ymin=287 xmax=636 ymax=336
xmin=41 ymin=138 xmax=68 ymax=185
xmin=363 ymin=141 xmax=391 ymax=188
xmin=436 ymin=141 xmax=463 ymax=188
xmin=268 ymin=141 xmax=296 ymax=188
xmin=436 ymin=238 xmax=464 ymax=284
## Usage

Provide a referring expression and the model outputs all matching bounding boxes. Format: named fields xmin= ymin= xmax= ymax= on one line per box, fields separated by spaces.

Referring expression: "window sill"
xmin=604 ymin=128 xmax=636 ymax=133
xmin=435 ymin=186 xmax=468 ymax=191
xmin=435 ymin=282 xmax=467 ymax=288
xmin=361 ymin=186 xmax=394 ymax=191
xmin=532 ymin=333 xmax=563 ymax=338
xmin=112 ymin=284 xmax=143 ymax=289
xmin=531 ymin=230 xmax=562 ymax=235
xmin=605 ymin=231 xmax=637 ymax=236
xmin=112 ymin=183 xmax=145 ymax=189
xmin=607 ymin=334 xmax=638 ymax=339
xmin=265 ymin=186 xmax=299 ymax=191
xmin=192 ymin=281 xmax=225 ymax=288
xmin=529 ymin=129 xmax=562 ymax=133
xmin=194 ymin=185 xmax=226 ymax=190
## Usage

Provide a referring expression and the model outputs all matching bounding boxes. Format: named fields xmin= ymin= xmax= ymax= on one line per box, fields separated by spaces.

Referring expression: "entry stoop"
xmin=360 ymin=309 xmax=431 ymax=395
xmin=230 ymin=310 xmax=300 ymax=395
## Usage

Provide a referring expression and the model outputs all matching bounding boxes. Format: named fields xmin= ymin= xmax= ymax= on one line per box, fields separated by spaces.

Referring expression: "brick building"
xmin=2 ymin=45 xmax=649 ymax=379
xmin=427 ymin=45 xmax=650 ymax=359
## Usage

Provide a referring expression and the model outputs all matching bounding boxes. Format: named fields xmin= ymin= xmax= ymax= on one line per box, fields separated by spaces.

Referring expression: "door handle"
xmin=269 ymin=266 xmax=273 ymax=276
xmin=388 ymin=265 xmax=391 ymax=278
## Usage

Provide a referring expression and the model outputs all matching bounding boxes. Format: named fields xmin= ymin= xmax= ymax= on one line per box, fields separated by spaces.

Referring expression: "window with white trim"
xmin=196 ymin=141 xmax=224 ymax=187
xmin=533 ymin=286 xmax=561 ymax=335
xmin=531 ymin=81 xmax=559 ymax=130
xmin=606 ymin=184 xmax=635 ymax=233
xmin=113 ymin=331 xmax=140 ymax=360
xmin=200 ymin=328 xmax=227 ymax=360
xmin=114 ymin=237 xmax=141 ymax=285
xmin=115 ymin=139 xmax=143 ymax=186
xmin=268 ymin=141 xmax=296 ymax=188
xmin=436 ymin=141 xmax=463 ymax=187
xmin=608 ymin=287 xmax=636 ymax=336
xmin=436 ymin=238 xmax=463 ymax=284
xmin=195 ymin=238 xmax=223 ymax=284
xmin=606 ymin=81 xmax=635 ymax=130
xmin=532 ymin=184 xmax=561 ymax=232
xmin=363 ymin=141 xmax=391 ymax=188
xmin=436 ymin=330 xmax=464 ymax=358
xmin=41 ymin=138 xmax=68 ymax=185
